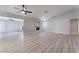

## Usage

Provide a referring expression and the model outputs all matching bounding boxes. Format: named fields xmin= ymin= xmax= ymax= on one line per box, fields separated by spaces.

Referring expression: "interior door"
xmin=70 ymin=19 xmax=78 ymax=34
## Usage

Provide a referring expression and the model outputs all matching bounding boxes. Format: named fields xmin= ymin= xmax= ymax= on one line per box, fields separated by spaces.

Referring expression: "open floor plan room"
xmin=0 ymin=5 xmax=79 ymax=53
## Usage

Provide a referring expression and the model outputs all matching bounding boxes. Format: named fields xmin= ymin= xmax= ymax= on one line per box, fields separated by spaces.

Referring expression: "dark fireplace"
xmin=36 ymin=27 xmax=40 ymax=31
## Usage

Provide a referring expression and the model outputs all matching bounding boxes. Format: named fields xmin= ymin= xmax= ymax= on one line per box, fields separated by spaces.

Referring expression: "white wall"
xmin=23 ymin=18 xmax=40 ymax=33
xmin=42 ymin=8 xmax=79 ymax=34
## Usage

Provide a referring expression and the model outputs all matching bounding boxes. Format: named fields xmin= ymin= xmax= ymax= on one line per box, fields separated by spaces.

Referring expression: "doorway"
xmin=70 ymin=19 xmax=78 ymax=34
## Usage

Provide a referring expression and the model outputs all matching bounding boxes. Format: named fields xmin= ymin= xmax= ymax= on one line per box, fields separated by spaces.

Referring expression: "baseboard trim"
xmin=43 ymin=31 xmax=70 ymax=35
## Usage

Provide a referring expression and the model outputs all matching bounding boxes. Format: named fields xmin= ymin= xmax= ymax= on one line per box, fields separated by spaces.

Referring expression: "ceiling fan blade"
xmin=25 ymin=11 xmax=32 ymax=13
xmin=14 ymin=7 xmax=21 ymax=10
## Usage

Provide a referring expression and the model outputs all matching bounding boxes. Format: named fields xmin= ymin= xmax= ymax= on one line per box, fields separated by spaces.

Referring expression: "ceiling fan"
xmin=14 ymin=5 xmax=32 ymax=15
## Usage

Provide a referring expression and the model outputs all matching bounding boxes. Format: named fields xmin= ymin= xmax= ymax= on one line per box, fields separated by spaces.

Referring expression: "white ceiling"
xmin=0 ymin=5 xmax=77 ymax=20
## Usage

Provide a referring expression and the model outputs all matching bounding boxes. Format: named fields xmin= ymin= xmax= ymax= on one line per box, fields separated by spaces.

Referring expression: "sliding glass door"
xmin=0 ymin=17 xmax=23 ymax=33
xmin=0 ymin=21 xmax=6 ymax=32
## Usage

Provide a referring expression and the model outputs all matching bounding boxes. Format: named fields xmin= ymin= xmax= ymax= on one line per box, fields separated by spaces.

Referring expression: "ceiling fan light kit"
xmin=14 ymin=5 xmax=32 ymax=15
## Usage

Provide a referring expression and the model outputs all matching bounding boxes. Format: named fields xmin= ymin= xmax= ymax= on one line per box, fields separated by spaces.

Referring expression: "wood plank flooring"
xmin=0 ymin=32 xmax=79 ymax=53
